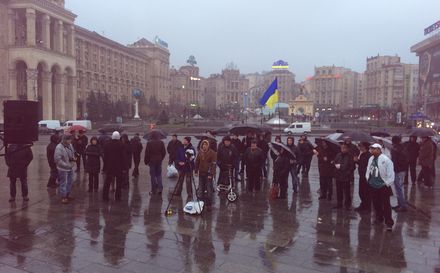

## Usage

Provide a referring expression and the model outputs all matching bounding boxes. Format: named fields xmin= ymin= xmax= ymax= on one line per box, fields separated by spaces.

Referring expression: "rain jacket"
xmin=54 ymin=143 xmax=76 ymax=172
xmin=366 ymin=154 xmax=395 ymax=187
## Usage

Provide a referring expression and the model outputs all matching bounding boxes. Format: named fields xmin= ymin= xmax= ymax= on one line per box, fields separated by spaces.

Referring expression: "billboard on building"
xmin=420 ymin=43 xmax=440 ymax=85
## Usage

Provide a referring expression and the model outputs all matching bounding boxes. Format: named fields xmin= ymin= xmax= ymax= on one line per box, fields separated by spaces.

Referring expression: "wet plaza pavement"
xmin=0 ymin=136 xmax=439 ymax=273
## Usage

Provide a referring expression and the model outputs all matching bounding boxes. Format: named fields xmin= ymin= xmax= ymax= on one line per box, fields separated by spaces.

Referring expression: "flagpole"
xmin=278 ymin=101 xmax=281 ymax=133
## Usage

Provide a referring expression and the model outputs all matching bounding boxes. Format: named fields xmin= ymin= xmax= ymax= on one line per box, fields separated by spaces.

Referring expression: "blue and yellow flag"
xmin=259 ymin=78 xmax=279 ymax=109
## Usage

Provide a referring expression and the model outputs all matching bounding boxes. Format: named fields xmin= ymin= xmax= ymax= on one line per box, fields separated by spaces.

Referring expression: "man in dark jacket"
xmin=286 ymin=136 xmax=299 ymax=193
xmin=167 ymin=134 xmax=182 ymax=165
xmin=6 ymin=144 xmax=33 ymax=202
xmin=391 ymin=136 xmax=409 ymax=212
xmin=85 ymin=137 xmax=102 ymax=192
xmin=121 ymin=134 xmax=132 ymax=189
xmin=273 ymin=148 xmax=291 ymax=199
xmin=243 ymin=140 xmax=265 ymax=193
xmin=46 ymin=134 xmax=60 ymax=188
xmin=130 ymin=133 xmax=143 ymax=177
xmin=257 ymin=134 xmax=269 ymax=179
xmin=241 ymin=131 xmax=254 ymax=174
xmin=73 ymin=130 xmax=88 ymax=172
xmin=217 ymin=136 xmax=239 ymax=189
xmin=418 ymin=136 xmax=435 ymax=188
xmin=354 ymin=142 xmax=372 ymax=212
xmin=175 ymin=137 xmax=197 ymax=198
xmin=403 ymin=136 xmax=419 ymax=185
xmin=103 ymin=131 xmax=124 ymax=201
xmin=316 ymin=140 xmax=335 ymax=200
xmin=297 ymin=135 xmax=314 ymax=175
xmin=231 ymin=134 xmax=244 ymax=181
xmin=333 ymin=143 xmax=355 ymax=210
xmin=144 ymin=136 xmax=166 ymax=195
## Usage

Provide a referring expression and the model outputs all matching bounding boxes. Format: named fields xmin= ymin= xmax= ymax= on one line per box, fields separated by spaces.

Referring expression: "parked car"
xmin=38 ymin=120 xmax=61 ymax=130
xmin=61 ymin=120 xmax=92 ymax=131
xmin=283 ymin=122 xmax=311 ymax=135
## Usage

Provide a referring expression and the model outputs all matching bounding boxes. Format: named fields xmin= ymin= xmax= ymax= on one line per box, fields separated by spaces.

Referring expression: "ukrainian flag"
xmin=259 ymin=78 xmax=279 ymax=109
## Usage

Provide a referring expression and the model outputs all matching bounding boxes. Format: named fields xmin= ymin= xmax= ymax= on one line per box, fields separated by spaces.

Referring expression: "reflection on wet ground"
xmin=0 ymin=138 xmax=438 ymax=273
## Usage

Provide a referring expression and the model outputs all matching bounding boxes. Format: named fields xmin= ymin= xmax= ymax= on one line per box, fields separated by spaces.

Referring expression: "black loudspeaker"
xmin=4 ymin=100 xmax=39 ymax=144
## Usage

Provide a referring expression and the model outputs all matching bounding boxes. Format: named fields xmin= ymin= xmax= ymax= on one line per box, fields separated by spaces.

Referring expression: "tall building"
xmin=263 ymin=69 xmax=296 ymax=104
xmin=353 ymin=72 xmax=365 ymax=108
xmin=309 ymin=66 xmax=355 ymax=111
xmin=411 ymin=33 xmax=440 ymax=119
xmin=403 ymin=64 xmax=419 ymax=114
xmin=244 ymin=72 xmax=265 ymax=108
xmin=0 ymin=0 xmax=170 ymax=121
xmin=170 ymin=65 xmax=205 ymax=109
xmin=206 ymin=66 xmax=249 ymax=109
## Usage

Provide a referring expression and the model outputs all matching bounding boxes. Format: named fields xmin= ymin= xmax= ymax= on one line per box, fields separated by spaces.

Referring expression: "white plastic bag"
xmin=167 ymin=164 xmax=178 ymax=178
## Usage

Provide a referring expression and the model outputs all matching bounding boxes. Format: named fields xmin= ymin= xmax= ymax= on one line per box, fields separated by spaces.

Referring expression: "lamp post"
xmin=132 ymin=89 xmax=141 ymax=120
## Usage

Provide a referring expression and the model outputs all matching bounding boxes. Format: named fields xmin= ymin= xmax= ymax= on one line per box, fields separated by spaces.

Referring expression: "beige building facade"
xmin=170 ymin=65 xmax=205 ymax=108
xmin=206 ymin=68 xmax=249 ymax=109
xmin=0 ymin=0 xmax=171 ymax=122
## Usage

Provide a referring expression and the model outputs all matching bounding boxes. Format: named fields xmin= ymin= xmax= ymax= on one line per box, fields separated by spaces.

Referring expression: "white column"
xmin=67 ymin=25 xmax=75 ymax=56
xmin=42 ymin=15 xmax=51 ymax=49
xmin=42 ymin=71 xmax=52 ymax=119
xmin=54 ymin=20 xmax=63 ymax=52
xmin=26 ymin=68 xmax=38 ymax=101
xmin=25 ymin=8 xmax=36 ymax=46
xmin=8 ymin=70 xmax=17 ymax=99
xmin=59 ymin=74 xmax=66 ymax=121
xmin=8 ymin=9 xmax=16 ymax=46
xmin=134 ymin=98 xmax=140 ymax=119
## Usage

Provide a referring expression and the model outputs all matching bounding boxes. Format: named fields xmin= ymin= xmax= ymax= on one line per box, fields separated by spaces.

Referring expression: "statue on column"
xmin=132 ymin=89 xmax=141 ymax=120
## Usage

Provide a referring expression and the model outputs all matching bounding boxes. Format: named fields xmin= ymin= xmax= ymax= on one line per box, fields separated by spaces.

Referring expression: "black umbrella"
xmin=144 ymin=129 xmax=167 ymax=140
xmin=98 ymin=126 xmax=124 ymax=134
xmin=337 ymin=131 xmax=375 ymax=143
xmin=230 ymin=124 xmax=272 ymax=136
xmin=270 ymin=141 xmax=295 ymax=157
xmin=315 ymin=137 xmax=341 ymax=155
xmin=213 ymin=127 xmax=231 ymax=135
xmin=409 ymin=128 xmax=436 ymax=137
xmin=370 ymin=131 xmax=391 ymax=138
xmin=194 ymin=132 xmax=217 ymax=140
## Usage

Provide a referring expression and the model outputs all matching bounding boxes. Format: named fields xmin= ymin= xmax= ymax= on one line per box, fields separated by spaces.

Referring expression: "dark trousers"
xmin=370 ymin=185 xmax=394 ymax=226
xmin=198 ymin=174 xmax=213 ymax=206
xmin=132 ymin=156 xmax=140 ymax=177
xmin=279 ymin=177 xmax=288 ymax=199
xmin=320 ymin=176 xmax=333 ymax=199
xmin=149 ymin=162 xmax=163 ymax=193
xmin=47 ymin=168 xmax=58 ymax=187
xmin=10 ymin=176 xmax=28 ymax=198
xmin=419 ymin=166 xmax=433 ymax=187
xmin=336 ymin=179 xmax=351 ymax=208
xmin=176 ymin=171 xmax=193 ymax=197
xmin=76 ymin=153 xmax=87 ymax=171
xmin=121 ymin=170 xmax=129 ymax=189
xmin=262 ymin=156 xmax=268 ymax=178
xmin=358 ymin=175 xmax=371 ymax=210
xmin=88 ymin=173 xmax=99 ymax=191
xmin=234 ymin=159 xmax=240 ymax=181
xmin=405 ymin=161 xmax=417 ymax=184
xmin=301 ymin=155 xmax=313 ymax=175
xmin=246 ymin=167 xmax=262 ymax=192
xmin=103 ymin=173 xmax=122 ymax=200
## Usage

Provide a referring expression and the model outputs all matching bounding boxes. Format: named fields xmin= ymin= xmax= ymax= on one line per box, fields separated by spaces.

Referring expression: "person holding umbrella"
xmin=72 ymin=130 xmax=88 ymax=172
xmin=315 ymin=140 xmax=336 ymax=201
xmin=257 ymin=134 xmax=270 ymax=179
xmin=230 ymin=134 xmax=244 ymax=182
xmin=297 ymin=134 xmax=314 ymax=176
xmin=243 ymin=140 xmax=265 ymax=193
xmin=144 ymin=132 xmax=166 ymax=195
xmin=130 ymin=133 xmax=143 ymax=178
xmin=354 ymin=142 xmax=372 ymax=212
xmin=367 ymin=143 xmax=395 ymax=231
xmin=418 ymin=136 xmax=435 ymax=188
xmin=333 ymin=143 xmax=355 ymax=210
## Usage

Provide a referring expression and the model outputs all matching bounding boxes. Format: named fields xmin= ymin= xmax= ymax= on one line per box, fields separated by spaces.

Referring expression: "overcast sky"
xmin=66 ymin=0 xmax=439 ymax=81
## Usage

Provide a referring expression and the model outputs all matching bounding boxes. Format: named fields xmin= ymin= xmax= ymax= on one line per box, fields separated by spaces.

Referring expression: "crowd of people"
xmin=4 ymin=128 xmax=437 ymax=231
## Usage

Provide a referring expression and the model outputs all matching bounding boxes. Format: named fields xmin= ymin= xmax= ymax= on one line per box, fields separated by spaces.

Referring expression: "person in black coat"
xmin=354 ymin=142 xmax=372 ymax=212
xmin=121 ymin=134 xmax=132 ymax=189
xmin=269 ymin=135 xmax=282 ymax=162
xmin=297 ymin=135 xmax=314 ymax=176
xmin=217 ymin=136 xmax=239 ymax=188
xmin=85 ymin=137 xmax=102 ymax=192
xmin=333 ymin=143 xmax=355 ymax=210
xmin=273 ymin=148 xmax=291 ymax=199
xmin=286 ymin=136 xmax=299 ymax=193
xmin=257 ymin=134 xmax=269 ymax=179
xmin=46 ymin=134 xmax=60 ymax=188
xmin=316 ymin=140 xmax=336 ymax=200
xmin=144 ymin=136 xmax=166 ymax=195
xmin=167 ymin=134 xmax=182 ymax=165
xmin=403 ymin=136 xmax=419 ymax=184
xmin=130 ymin=133 xmax=143 ymax=177
xmin=6 ymin=144 xmax=33 ymax=202
xmin=231 ymin=134 xmax=244 ymax=181
xmin=102 ymin=132 xmax=124 ymax=201
xmin=73 ymin=130 xmax=88 ymax=172
xmin=243 ymin=140 xmax=265 ymax=193
xmin=240 ymin=131 xmax=254 ymax=174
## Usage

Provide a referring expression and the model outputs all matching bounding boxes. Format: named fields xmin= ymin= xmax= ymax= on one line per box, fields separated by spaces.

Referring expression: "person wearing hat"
xmin=54 ymin=134 xmax=76 ymax=204
xmin=366 ymin=143 xmax=395 ymax=231
xmin=85 ymin=137 xmax=102 ymax=192
xmin=217 ymin=136 xmax=239 ymax=190
xmin=175 ymin=137 xmax=197 ymax=198
xmin=167 ymin=134 xmax=182 ymax=166
xmin=195 ymin=139 xmax=217 ymax=211
xmin=102 ymin=131 xmax=125 ymax=201
xmin=333 ymin=143 xmax=355 ymax=210
xmin=390 ymin=136 xmax=409 ymax=212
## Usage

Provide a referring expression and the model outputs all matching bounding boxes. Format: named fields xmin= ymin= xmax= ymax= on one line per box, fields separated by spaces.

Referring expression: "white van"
xmin=38 ymin=120 xmax=61 ymax=130
xmin=62 ymin=120 xmax=92 ymax=130
xmin=284 ymin=122 xmax=312 ymax=135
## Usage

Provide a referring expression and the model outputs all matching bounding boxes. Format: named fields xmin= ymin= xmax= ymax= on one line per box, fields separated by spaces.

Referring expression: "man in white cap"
xmin=102 ymin=131 xmax=124 ymax=201
xmin=366 ymin=143 xmax=395 ymax=231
